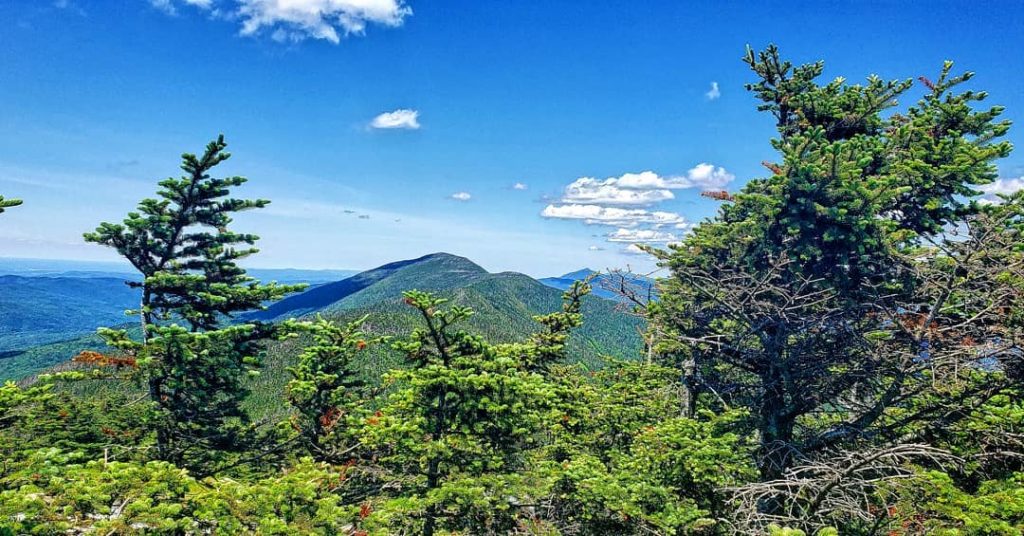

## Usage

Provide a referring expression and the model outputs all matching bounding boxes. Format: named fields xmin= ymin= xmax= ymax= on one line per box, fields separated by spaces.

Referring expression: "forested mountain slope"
xmin=2 ymin=253 xmax=643 ymax=382
xmin=0 ymin=275 xmax=138 ymax=355
xmin=242 ymin=253 xmax=644 ymax=412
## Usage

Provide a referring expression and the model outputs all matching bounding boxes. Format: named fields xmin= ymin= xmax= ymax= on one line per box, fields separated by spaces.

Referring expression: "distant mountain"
xmin=247 ymin=254 xmax=643 ymax=365
xmin=540 ymin=269 xmax=657 ymax=303
xmin=3 ymin=254 xmax=644 ymax=383
xmin=0 ymin=259 xmax=355 ymax=381
xmin=0 ymin=275 xmax=140 ymax=356
xmin=247 ymin=253 xmax=488 ymax=322
xmin=241 ymin=253 xmax=643 ymax=415
xmin=248 ymin=253 xmax=643 ymax=379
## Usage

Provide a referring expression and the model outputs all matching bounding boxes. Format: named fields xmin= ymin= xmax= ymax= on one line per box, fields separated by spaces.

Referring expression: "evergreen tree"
xmin=648 ymin=45 xmax=1020 ymax=524
xmin=282 ymin=314 xmax=373 ymax=463
xmin=359 ymin=285 xmax=590 ymax=535
xmin=83 ymin=136 xmax=303 ymax=469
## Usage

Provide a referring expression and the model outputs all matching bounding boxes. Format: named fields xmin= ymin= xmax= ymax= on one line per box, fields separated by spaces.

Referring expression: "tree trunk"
xmin=757 ymin=362 xmax=796 ymax=481
xmin=680 ymin=356 xmax=696 ymax=418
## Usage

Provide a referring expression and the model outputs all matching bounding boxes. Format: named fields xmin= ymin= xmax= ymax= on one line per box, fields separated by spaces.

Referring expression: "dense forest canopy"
xmin=1 ymin=47 xmax=1023 ymax=535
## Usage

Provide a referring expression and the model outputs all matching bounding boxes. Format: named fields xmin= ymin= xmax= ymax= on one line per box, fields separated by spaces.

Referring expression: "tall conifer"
xmin=85 ymin=136 xmax=303 ymax=467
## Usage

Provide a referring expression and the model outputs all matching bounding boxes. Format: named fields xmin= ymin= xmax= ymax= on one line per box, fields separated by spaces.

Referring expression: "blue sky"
xmin=1 ymin=1 xmax=1022 ymax=277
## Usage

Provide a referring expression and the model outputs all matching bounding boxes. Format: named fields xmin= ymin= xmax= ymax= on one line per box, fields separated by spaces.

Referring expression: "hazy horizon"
xmin=0 ymin=253 xmax=608 ymax=280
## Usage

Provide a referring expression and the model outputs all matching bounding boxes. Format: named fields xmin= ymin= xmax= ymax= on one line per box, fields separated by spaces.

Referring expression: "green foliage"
xmin=281 ymin=315 xmax=374 ymax=462
xmin=0 ymin=195 xmax=21 ymax=214
xmin=529 ymin=280 xmax=588 ymax=370
xmin=82 ymin=136 xmax=304 ymax=469
xmin=538 ymin=362 xmax=755 ymax=534
xmin=650 ymin=45 xmax=1018 ymax=484
xmin=361 ymin=289 xmax=562 ymax=535
xmin=886 ymin=471 xmax=1024 ymax=534
xmin=0 ymin=450 xmax=353 ymax=535
xmin=0 ymin=380 xmax=50 ymax=431
xmin=1 ymin=387 xmax=149 ymax=466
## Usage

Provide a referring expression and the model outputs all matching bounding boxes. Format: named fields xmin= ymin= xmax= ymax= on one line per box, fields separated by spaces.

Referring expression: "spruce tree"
xmin=649 ymin=46 xmax=1016 ymax=485
xmin=84 ymin=136 xmax=303 ymax=468
xmin=282 ymin=314 xmax=372 ymax=463
xmin=359 ymin=285 xmax=590 ymax=535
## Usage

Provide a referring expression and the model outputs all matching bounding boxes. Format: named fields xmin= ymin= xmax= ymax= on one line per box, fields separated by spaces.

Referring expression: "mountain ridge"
xmin=1 ymin=253 xmax=644 ymax=382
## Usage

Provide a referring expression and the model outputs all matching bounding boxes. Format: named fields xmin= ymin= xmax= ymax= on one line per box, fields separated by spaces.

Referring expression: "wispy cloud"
xmin=370 ymin=109 xmax=420 ymax=130
xmin=54 ymin=0 xmax=87 ymax=15
xmin=152 ymin=0 xmax=411 ymax=43
xmin=512 ymin=182 xmax=528 ymax=191
xmin=149 ymin=0 xmax=211 ymax=15
xmin=705 ymin=81 xmax=720 ymax=100
xmin=449 ymin=192 xmax=472 ymax=202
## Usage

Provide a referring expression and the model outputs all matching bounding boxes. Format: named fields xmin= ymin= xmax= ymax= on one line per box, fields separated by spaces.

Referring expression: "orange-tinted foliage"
xmin=73 ymin=350 xmax=137 ymax=369
xmin=701 ymin=190 xmax=735 ymax=202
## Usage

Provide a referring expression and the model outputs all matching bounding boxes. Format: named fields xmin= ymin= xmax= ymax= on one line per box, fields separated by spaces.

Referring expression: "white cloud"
xmin=449 ymin=192 xmax=472 ymax=202
xmin=512 ymin=182 xmax=528 ymax=191
xmin=149 ymin=0 xmax=212 ymax=15
xmin=606 ymin=228 xmax=680 ymax=243
xmin=152 ymin=0 xmax=411 ymax=43
xmin=588 ymin=245 xmax=605 ymax=251
xmin=562 ymin=176 xmax=674 ymax=205
xmin=624 ymin=244 xmax=648 ymax=255
xmin=705 ymin=81 xmax=721 ymax=100
xmin=541 ymin=204 xmax=685 ymax=227
xmin=370 ymin=109 xmax=420 ymax=130
xmin=978 ymin=177 xmax=1024 ymax=201
xmin=559 ymin=165 xmax=734 ymax=205
xmin=541 ymin=164 xmax=729 ymax=251
xmin=150 ymin=0 xmax=179 ymax=14
xmin=237 ymin=0 xmax=411 ymax=43
xmin=676 ymin=163 xmax=734 ymax=190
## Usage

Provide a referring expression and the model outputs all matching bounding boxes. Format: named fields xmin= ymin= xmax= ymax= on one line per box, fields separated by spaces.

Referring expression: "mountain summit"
xmin=247 ymin=252 xmax=488 ymax=321
xmin=245 ymin=252 xmax=642 ymax=369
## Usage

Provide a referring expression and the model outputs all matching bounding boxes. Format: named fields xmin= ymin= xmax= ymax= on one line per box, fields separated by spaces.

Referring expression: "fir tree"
xmin=282 ymin=314 xmax=373 ymax=463
xmin=649 ymin=45 xmax=1018 ymax=507
xmin=83 ymin=136 xmax=304 ymax=468
xmin=359 ymin=286 xmax=591 ymax=535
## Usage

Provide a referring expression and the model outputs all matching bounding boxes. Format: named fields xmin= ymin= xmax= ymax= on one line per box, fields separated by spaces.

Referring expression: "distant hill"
xmin=0 ymin=275 xmax=140 ymax=355
xmin=540 ymin=269 xmax=657 ymax=303
xmin=241 ymin=253 xmax=644 ymax=416
xmin=246 ymin=253 xmax=642 ymax=367
xmin=2 ymin=254 xmax=644 ymax=386
xmin=248 ymin=253 xmax=488 ymax=321
xmin=0 ymin=259 xmax=356 ymax=381
xmin=0 ymin=332 xmax=112 ymax=384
